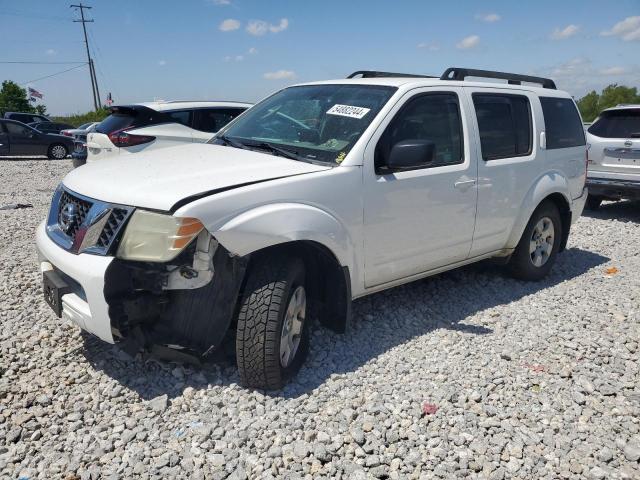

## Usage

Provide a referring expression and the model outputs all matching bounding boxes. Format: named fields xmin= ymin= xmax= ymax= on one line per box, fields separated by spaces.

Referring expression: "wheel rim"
xmin=529 ymin=217 xmax=555 ymax=267
xmin=52 ymin=145 xmax=66 ymax=159
xmin=280 ymin=286 xmax=306 ymax=368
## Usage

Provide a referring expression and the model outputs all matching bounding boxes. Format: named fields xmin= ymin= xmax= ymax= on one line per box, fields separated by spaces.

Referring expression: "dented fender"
xmin=212 ymin=202 xmax=356 ymax=269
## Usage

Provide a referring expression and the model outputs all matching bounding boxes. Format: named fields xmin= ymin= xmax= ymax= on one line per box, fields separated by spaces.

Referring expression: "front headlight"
xmin=117 ymin=210 xmax=204 ymax=262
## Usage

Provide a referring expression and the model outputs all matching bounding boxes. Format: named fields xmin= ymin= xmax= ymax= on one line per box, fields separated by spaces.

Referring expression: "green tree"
xmin=34 ymin=104 xmax=47 ymax=115
xmin=0 ymin=80 xmax=35 ymax=115
xmin=576 ymin=84 xmax=640 ymax=122
xmin=576 ymin=90 xmax=599 ymax=122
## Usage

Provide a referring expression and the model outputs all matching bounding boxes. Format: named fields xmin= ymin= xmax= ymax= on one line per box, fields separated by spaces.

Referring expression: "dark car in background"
xmin=0 ymin=119 xmax=74 ymax=159
xmin=3 ymin=112 xmax=51 ymax=124
xmin=28 ymin=121 xmax=75 ymax=135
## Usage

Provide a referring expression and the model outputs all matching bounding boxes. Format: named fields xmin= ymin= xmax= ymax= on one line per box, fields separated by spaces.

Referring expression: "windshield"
xmin=212 ymin=84 xmax=397 ymax=164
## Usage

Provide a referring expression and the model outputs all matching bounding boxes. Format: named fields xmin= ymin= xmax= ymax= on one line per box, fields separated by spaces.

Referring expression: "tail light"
xmin=108 ymin=129 xmax=155 ymax=148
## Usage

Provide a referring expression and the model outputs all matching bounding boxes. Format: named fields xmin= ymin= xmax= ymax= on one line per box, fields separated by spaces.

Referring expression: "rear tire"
xmin=508 ymin=201 xmax=562 ymax=281
xmin=585 ymin=195 xmax=603 ymax=210
xmin=236 ymin=255 xmax=309 ymax=390
xmin=47 ymin=144 xmax=68 ymax=160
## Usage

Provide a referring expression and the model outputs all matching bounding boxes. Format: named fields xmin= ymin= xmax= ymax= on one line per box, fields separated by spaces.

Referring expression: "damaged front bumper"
xmin=36 ymin=220 xmax=248 ymax=357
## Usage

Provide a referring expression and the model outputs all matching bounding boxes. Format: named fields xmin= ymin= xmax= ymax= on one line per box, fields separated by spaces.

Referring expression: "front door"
xmin=4 ymin=122 xmax=44 ymax=155
xmin=363 ymin=88 xmax=478 ymax=287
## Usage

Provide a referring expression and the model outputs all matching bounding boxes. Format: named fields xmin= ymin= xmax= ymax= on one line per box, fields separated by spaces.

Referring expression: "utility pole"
xmin=70 ymin=3 xmax=100 ymax=110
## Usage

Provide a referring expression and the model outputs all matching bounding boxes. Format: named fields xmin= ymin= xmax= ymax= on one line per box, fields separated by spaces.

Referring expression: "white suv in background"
xmin=585 ymin=104 xmax=640 ymax=209
xmin=37 ymin=68 xmax=587 ymax=389
xmin=86 ymin=101 xmax=252 ymax=162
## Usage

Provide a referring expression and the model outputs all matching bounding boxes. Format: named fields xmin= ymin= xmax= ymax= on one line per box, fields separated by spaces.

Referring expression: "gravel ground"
xmin=0 ymin=158 xmax=639 ymax=480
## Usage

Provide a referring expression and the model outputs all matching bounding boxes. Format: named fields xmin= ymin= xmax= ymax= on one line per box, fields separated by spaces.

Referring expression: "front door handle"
xmin=454 ymin=179 xmax=476 ymax=189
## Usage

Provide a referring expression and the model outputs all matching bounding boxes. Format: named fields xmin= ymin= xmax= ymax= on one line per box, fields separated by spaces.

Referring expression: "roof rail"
xmin=440 ymin=67 xmax=557 ymax=89
xmin=347 ymin=70 xmax=435 ymax=79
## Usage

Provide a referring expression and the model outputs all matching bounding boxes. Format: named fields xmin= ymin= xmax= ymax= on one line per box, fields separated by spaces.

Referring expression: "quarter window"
xmin=540 ymin=97 xmax=585 ymax=148
xmin=376 ymin=93 xmax=464 ymax=169
xmin=193 ymin=108 xmax=245 ymax=133
xmin=473 ymin=94 xmax=532 ymax=160
xmin=166 ymin=110 xmax=192 ymax=127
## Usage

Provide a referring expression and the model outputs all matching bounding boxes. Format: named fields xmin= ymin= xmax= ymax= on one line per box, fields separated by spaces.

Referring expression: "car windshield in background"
xmin=588 ymin=109 xmax=640 ymax=138
xmin=213 ymin=84 xmax=397 ymax=164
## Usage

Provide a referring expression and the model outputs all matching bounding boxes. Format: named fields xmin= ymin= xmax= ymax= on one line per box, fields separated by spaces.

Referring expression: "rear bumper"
xmin=35 ymin=221 xmax=115 ymax=343
xmin=571 ymin=187 xmax=588 ymax=223
xmin=586 ymin=177 xmax=640 ymax=200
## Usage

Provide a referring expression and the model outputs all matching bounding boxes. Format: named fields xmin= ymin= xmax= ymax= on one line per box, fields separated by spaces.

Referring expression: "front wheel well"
xmin=540 ymin=193 xmax=571 ymax=252
xmin=241 ymin=241 xmax=351 ymax=334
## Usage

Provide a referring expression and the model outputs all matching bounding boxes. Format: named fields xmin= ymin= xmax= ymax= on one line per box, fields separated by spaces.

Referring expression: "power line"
xmin=70 ymin=3 xmax=99 ymax=110
xmin=20 ymin=64 xmax=88 ymax=85
xmin=0 ymin=61 xmax=85 ymax=65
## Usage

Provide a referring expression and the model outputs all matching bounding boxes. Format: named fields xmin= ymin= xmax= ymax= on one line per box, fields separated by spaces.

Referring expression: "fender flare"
xmin=506 ymin=172 xmax=572 ymax=249
xmin=211 ymin=202 xmax=356 ymax=272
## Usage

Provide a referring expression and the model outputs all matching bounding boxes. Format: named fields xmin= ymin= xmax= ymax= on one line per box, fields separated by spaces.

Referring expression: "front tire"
xmin=508 ymin=201 xmax=562 ymax=281
xmin=48 ymin=144 xmax=68 ymax=160
xmin=236 ymin=255 xmax=309 ymax=389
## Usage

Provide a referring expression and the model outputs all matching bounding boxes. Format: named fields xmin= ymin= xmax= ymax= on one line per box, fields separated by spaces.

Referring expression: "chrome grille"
xmin=96 ymin=208 xmax=129 ymax=248
xmin=46 ymin=186 xmax=134 ymax=255
xmin=57 ymin=191 xmax=92 ymax=240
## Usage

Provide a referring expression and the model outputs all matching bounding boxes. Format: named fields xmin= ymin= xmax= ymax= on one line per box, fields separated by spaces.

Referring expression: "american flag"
xmin=28 ymin=87 xmax=43 ymax=99
xmin=106 ymin=92 xmax=113 ymax=106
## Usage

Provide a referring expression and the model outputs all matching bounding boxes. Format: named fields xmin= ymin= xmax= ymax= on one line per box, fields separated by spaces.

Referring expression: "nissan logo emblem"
xmin=60 ymin=203 xmax=79 ymax=234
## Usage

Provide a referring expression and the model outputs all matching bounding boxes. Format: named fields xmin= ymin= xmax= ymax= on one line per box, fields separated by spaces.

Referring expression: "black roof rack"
xmin=347 ymin=70 xmax=435 ymax=79
xmin=440 ymin=67 xmax=556 ymax=89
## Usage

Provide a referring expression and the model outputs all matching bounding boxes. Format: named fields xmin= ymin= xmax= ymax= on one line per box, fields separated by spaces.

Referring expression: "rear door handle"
xmin=454 ymin=179 xmax=476 ymax=188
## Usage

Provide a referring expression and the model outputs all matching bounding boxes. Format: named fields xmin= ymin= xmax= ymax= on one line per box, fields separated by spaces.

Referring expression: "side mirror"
xmin=384 ymin=139 xmax=435 ymax=172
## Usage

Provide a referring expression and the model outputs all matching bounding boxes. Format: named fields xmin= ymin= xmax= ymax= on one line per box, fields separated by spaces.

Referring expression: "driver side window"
xmin=375 ymin=93 xmax=464 ymax=170
xmin=5 ymin=122 xmax=30 ymax=136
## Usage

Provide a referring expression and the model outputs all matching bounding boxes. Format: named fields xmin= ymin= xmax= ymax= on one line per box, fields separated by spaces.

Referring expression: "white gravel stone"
xmin=0 ymin=158 xmax=639 ymax=479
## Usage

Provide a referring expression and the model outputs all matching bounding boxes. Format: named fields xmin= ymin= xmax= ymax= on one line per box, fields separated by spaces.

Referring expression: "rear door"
xmin=587 ymin=108 xmax=640 ymax=182
xmin=468 ymin=88 xmax=541 ymax=256
xmin=0 ymin=122 xmax=10 ymax=155
xmin=191 ymin=108 xmax=247 ymax=142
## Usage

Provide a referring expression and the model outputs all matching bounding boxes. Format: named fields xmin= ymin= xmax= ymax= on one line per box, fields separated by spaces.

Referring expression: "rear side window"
xmin=473 ymin=94 xmax=532 ymax=160
xmin=540 ymin=97 xmax=585 ymax=148
xmin=96 ymin=107 xmax=165 ymax=134
xmin=193 ymin=108 xmax=246 ymax=133
xmin=588 ymin=109 xmax=640 ymax=139
xmin=166 ymin=110 xmax=192 ymax=127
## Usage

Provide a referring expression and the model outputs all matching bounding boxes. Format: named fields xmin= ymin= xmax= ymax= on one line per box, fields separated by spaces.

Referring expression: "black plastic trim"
xmin=441 ymin=67 xmax=557 ymax=89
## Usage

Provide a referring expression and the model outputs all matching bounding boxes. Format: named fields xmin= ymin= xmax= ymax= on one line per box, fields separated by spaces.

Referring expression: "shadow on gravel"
xmin=81 ymin=247 xmax=609 ymax=400
xmin=582 ymin=199 xmax=640 ymax=224
xmin=0 ymin=156 xmax=68 ymax=162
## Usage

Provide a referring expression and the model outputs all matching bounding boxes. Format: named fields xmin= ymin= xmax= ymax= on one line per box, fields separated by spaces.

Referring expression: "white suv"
xmin=86 ymin=101 xmax=251 ymax=162
xmin=585 ymin=104 xmax=640 ymax=209
xmin=36 ymin=68 xmax=587 ymax=389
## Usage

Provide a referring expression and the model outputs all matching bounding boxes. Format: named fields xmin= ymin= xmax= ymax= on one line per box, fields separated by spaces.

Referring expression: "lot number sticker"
xmin=326 ymin=104 xmax=371 ymax=119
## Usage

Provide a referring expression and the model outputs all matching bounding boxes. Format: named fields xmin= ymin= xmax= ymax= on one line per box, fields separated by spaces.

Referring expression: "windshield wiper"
xmin=252 ymin=142 xmax=303 ymax=161
xmin=218 ymin=135 xmax=250 ymax=150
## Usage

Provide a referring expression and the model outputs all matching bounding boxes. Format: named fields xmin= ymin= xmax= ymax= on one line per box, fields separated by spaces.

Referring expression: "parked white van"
xmin=37 ymin=68 xmax=587 ymax=389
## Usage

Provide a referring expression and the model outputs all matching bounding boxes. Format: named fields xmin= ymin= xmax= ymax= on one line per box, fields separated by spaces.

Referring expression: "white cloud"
xmin=475 ymin=13 xmax=501 ymax=22
xmin=599 ymin=66 xmax=627 ymax=75
xmin=269 ymin=18 xmax=289 ymax=33
xmin=417 ymin=42 xmax=439 ymax=51
xmin=223 ymin=56 xmax=232 ymax=62
xmin=601 ymin=16 xmax=640 ymax=41
xmin=45 ymin=49 xmax=57 ymax=56
xmin=219 ymin=18 xmax=241 ymax=31
xmin=235 ymin=55 xmax=244 ymax=62
xmin=158 ymin=60 xmax=167 ymax=66
xmin=456 ymin=35 xmax=480 ymax=49
xmin=248 ymin=47 xmax=258 ymax=55
xmin=247 ymin=18 xmax=288 ymax=36
xmin=209 ymin=0 xmax=231 ymax=4
xmin=263 ymin=70 xmax=296 ymax=80
xmin=550 ymin=24 xmax=579 ymax=40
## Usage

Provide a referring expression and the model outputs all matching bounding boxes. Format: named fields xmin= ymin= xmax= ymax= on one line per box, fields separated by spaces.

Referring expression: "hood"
xmin=62 ymin=143 xmax=331 ymax=211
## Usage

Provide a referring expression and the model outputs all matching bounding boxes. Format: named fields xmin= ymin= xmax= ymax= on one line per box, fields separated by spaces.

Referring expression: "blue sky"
xmin=1 ymin=0 xmax=639 ymax=115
